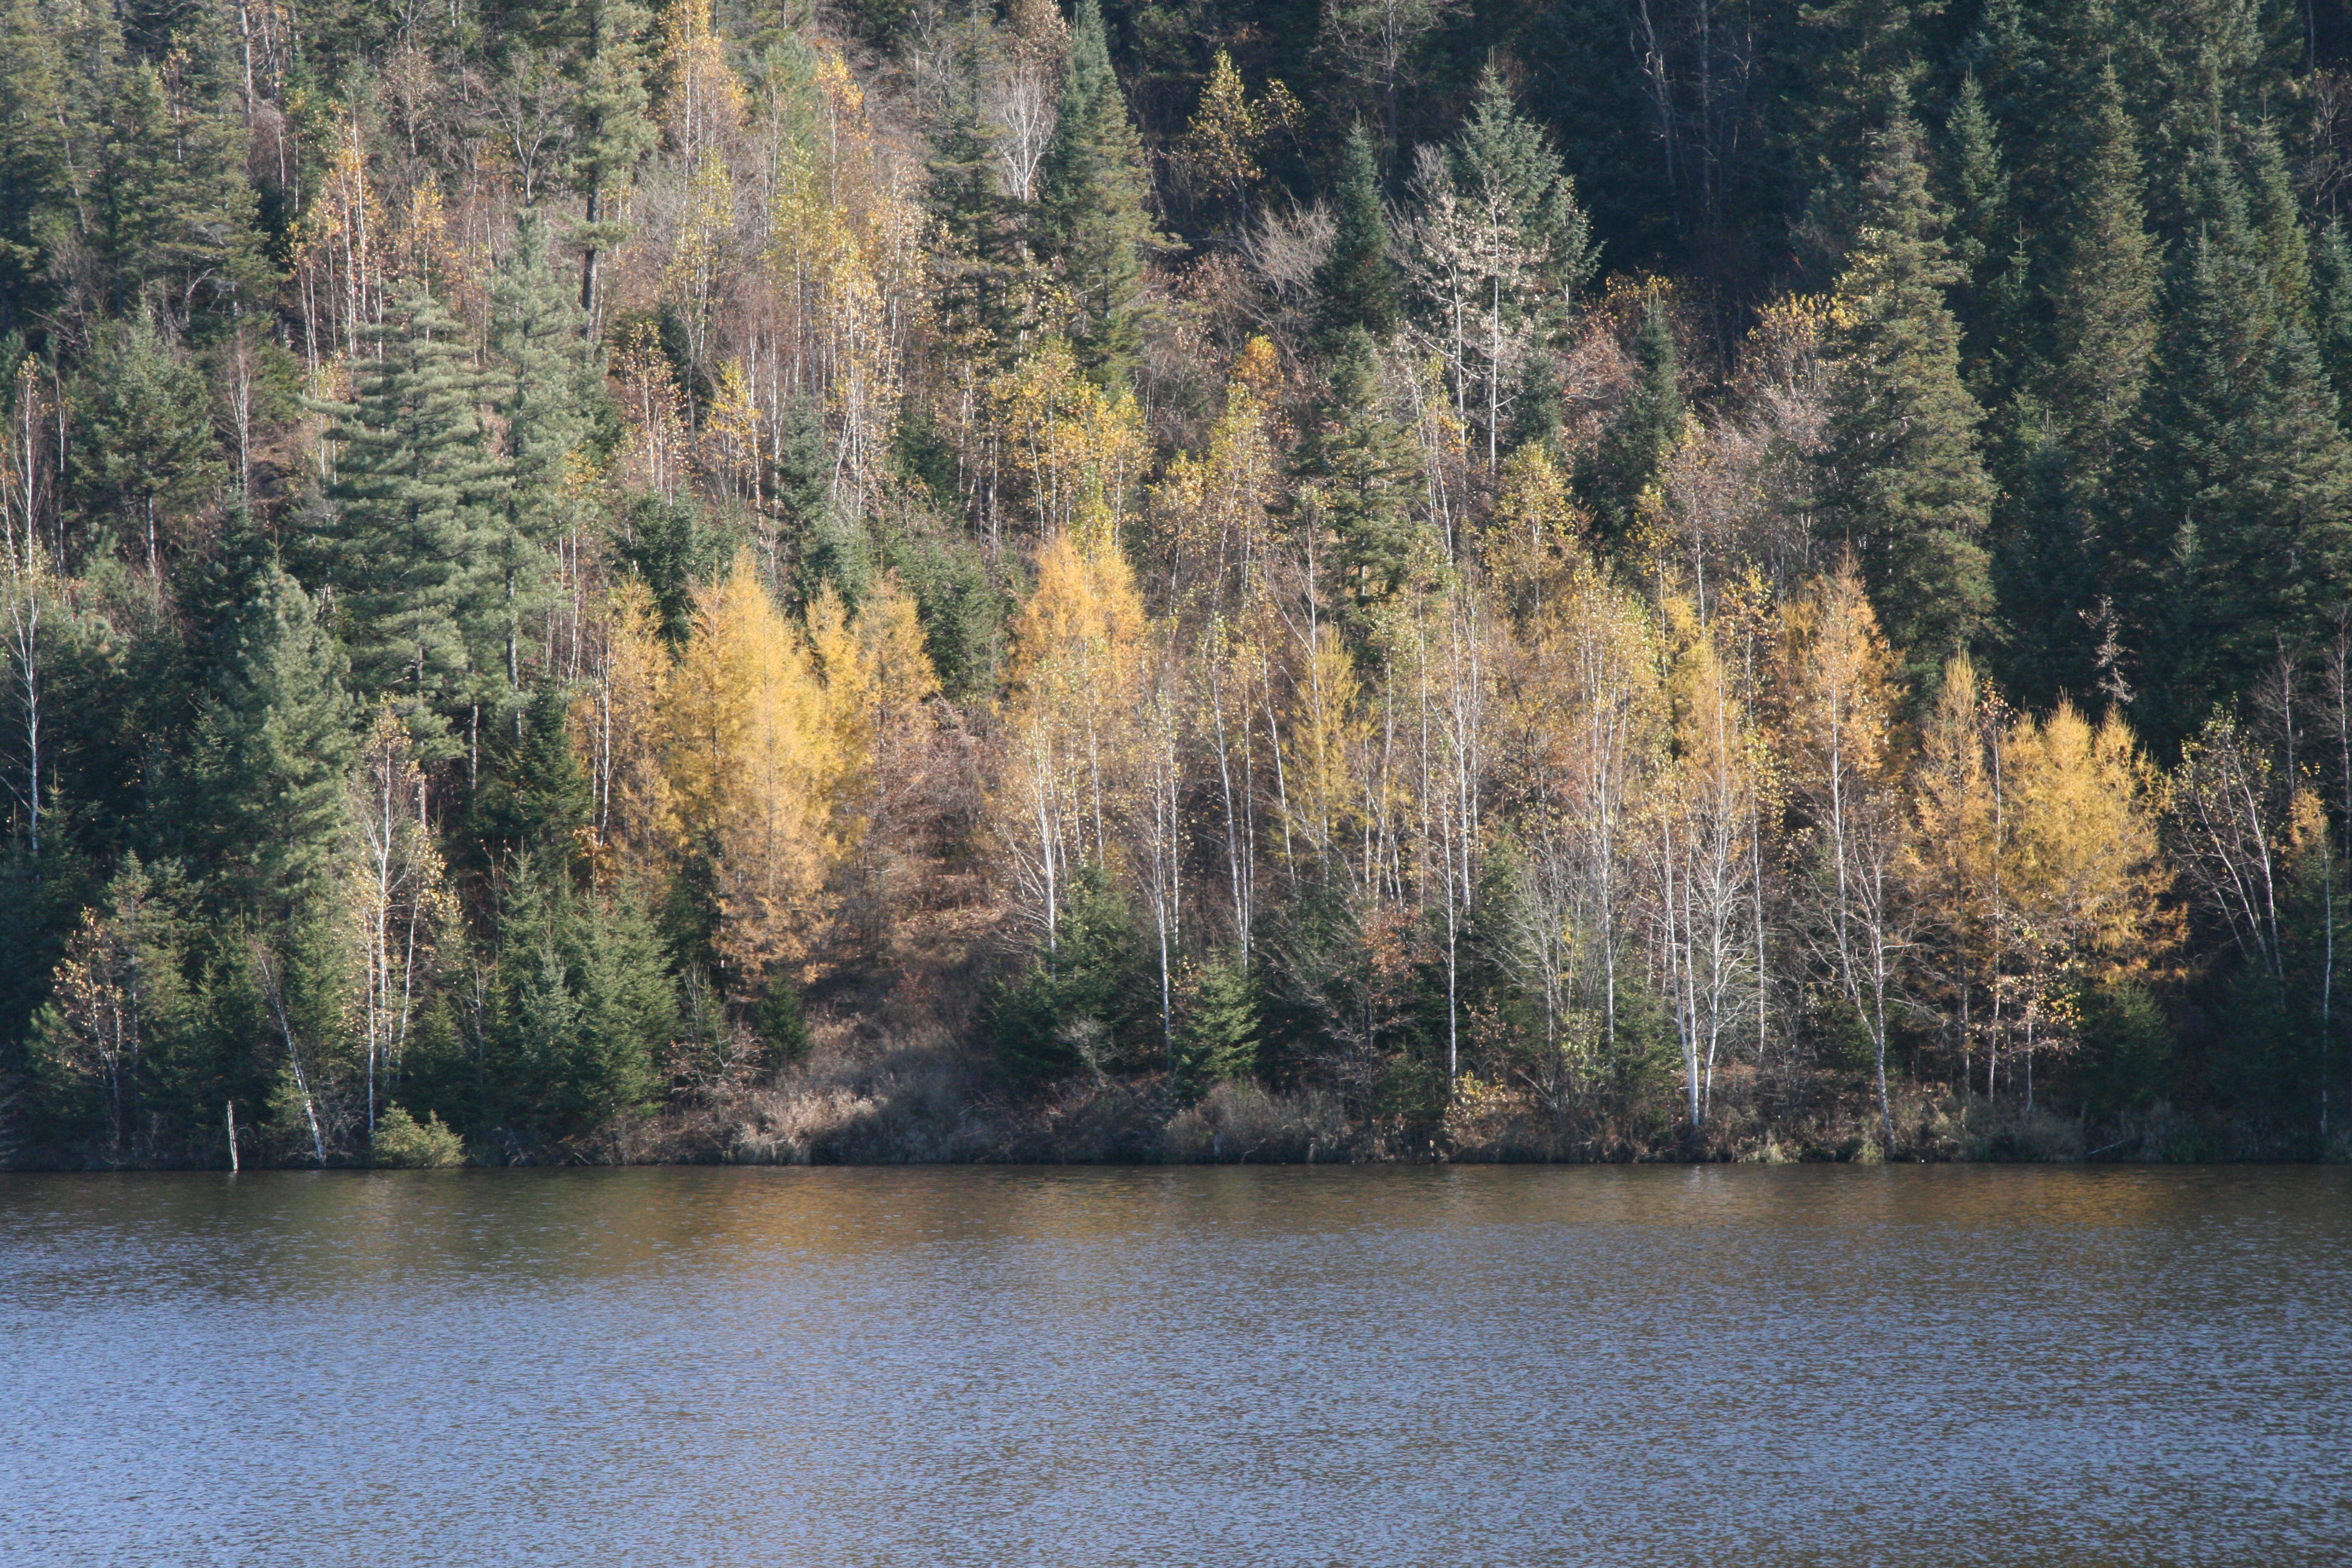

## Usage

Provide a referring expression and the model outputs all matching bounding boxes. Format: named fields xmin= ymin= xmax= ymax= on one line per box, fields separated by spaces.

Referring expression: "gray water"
xmin=1 ymin=1166 xmax=2347 ymax=1567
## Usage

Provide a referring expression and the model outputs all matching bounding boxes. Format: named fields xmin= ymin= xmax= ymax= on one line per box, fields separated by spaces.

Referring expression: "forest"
xmin=4 ymin=0 xmax=2352 ymax=1168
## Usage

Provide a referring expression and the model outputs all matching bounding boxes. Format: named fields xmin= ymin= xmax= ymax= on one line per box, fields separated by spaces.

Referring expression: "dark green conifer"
xmin=318 ymin=286 xmax=510 ymax=753
xmin=1818 ymin=114 xmax=1995 ymax=671
xmin=567 ymin=0 xmax=656 ymax=321
xmin=1295 ymin=327 xmax=1423 ymax=634
xmin=1312 ymin=122 xmax=1398 ymax=348
xmin=1579 ymin=301 xmax=1684 ymax=543
xmin=2111 ymin=148 xmax=2352 ymax=741
xmin=187 ymin=550 xmax=356 ymax=921
xmin=1035 ymin=0 xmax=1156 ymax=385
xmin=71 ymin=304 xmax=223 ymax=575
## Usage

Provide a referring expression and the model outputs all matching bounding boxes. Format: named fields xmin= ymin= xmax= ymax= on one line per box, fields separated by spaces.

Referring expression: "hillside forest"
xmin=7 ymin=0 xmax=2352 ymax=1168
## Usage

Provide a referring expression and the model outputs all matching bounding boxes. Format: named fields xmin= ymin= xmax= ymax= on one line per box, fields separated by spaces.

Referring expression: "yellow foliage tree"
xmin=1149 ymin=337 xmax=1280 ymax=617
xmin=998 ymin=531 xmax=1149 ymax=946
xmin=1998 ymin=699 xmax=2172 ymax=1102
xmin=575 ymin=579 xmax=677 ymax=884
xmin=664 ymin=554 xmax=837 ymax=983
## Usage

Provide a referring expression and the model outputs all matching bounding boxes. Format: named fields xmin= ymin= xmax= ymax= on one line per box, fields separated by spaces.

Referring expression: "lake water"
xmin=2 ymin=1165 xmax=2347 ymax=1566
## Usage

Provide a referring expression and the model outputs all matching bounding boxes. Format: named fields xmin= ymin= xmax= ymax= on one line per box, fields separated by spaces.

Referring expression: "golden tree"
xmin=664 ymin=554 xmax=837 ymax=984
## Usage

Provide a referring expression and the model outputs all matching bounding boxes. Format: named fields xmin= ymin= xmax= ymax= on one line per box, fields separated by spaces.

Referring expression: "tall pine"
xmin=1818 ymin=113 xmax=1994 ymax=673
xmin=1035 ymin=0 xmax=1156 ymax=386
xmin=318 ymin=286 xmax=511 ymax=754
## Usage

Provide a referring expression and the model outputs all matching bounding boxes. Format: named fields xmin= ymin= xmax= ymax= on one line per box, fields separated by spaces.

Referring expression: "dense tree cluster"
xmin=4 ymin=0 xmax=2351 ymax=1168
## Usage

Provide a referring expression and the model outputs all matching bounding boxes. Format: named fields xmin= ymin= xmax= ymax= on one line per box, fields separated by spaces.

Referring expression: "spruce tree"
xmin=1993 ymin=64 xmax=2157 ymax=706
xmin=93 ymin=44 xmax=264 ymax=321
xmin=1295 ymin=327 xmax=1424 ymax=635
xmin=1579 ymin=300 xmax=1684 ymax=543
xmin=318 ymin=286 xmax=510 ymax=753
xmin=71 ymin=304 xmax=223 ymax=575
xmin=0 ymin=0 xmax=74 ymax=332
xmin=566 ymin=0 xmax=656 ymax=322
xmin=2310 ymin=216 xmax=2352 ymax=437
xmin=187 ymin=552 xmax=356 ymax=922
xmin=1035 ymin=0 xmax=1156 ymax=385
xmin=1819 ymin=114 xmax=1996 ymax=672
xmin=2111 ymin=148 xmax=2352 ymax=742
xmin=489 ymin=211 xmax=595 ymax=705
xmin=926 ymin=22 xmax=1023 ymax=364
xmin=1312 ymin=121 xmax=1399 ymax=348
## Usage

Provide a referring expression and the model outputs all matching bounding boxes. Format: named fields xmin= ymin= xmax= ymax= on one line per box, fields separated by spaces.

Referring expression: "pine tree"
xmin=1818 ymin=114 xmax=1995 ymax=672
xmin=2111 ymin=146 xmax=2352 ymax=742
xmin=71 ymin=304 xmax=222 ymax=576
xmin=318 ymin=286 xmax=511 ymax=753
xmin=567 ymin=0 xmax=656 ymax=324
xmin=489 ymin=210 xmax=596 ymax=704
xmin=1993 ymin=63 xmax=2157 ymax=706
xmin=187 ymin=550 xmax=356 ymax=922
xmin=1312 ymin=121 xmax=1399 ymax=348
xmin=1035 ymin=0 xmax=1156 ymax=386
xmin=1579 ymin=300 xmax=1684 ymax=543
xmin=1295 ymin=327 xmax=1423 ymax=635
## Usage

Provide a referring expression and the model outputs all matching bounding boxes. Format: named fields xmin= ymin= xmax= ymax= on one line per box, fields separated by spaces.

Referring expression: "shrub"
xmin=372 ymin=1104 xmax=465 ymax=1168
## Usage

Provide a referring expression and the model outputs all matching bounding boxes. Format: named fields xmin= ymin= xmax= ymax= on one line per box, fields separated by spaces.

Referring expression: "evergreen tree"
xmin=317 ymin=286 xmax=511 ymax=753
xmin=469 ymin=679 xmax=592 ymax=868
xmin=93 ymin=43 xmax=265 ymax=321
xmin=2310 ymin=216 xmax=2352 ymax=437
xmin=1819 ymin=114 xmax=1996 ymax=672
xmin=0 ymin=0 xmax=75 ymax=333
xmin=1035 ymin=0 xmax=1156 ymax=385
xmin=477 ymin=852 xmax=673 ymax=1148
xmin=1579 ymin=300 xmax=1684 ymax=543
xmin=926 ymin=21 xmax=1024 ymax=364
xmin=71 ymin=304 xmax=221 ymax=575
xmin=1992 ymin=64 xmax=2157 ymax=706
xmin=1295 ymin=327 xmax=1423 ymax=633
xmin=1176 ymin=946 xmax=1260 ymax=1094
xmin=2111 ymin=149 xmax=2352 ymax=742
xmin=1776 ymin=0 xmax=1937 ymax=265
xmin=567 ymin=0 xmax=656 ymax=322
xmin=488 ymin=211 xmax=596 ymax=705
xmin=186 ymin=550 xmax=356 ymax=923
xmin=1447 ymin=68 xmax=1599 ymax=313
xmin=1312 ymin=121 xmax=1399 ymax=348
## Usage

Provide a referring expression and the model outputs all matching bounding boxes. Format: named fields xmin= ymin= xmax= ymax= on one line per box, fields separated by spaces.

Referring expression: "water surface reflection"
xmin=3 ymin=1166 xmax=2345 ymax=1565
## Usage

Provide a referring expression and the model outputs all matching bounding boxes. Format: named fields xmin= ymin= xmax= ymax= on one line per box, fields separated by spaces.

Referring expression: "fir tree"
xmin=318 ymin=286 xmax=511 ymax=753
xmin=567 ymin=0 xmax=656 ymax=322
xmin=1819 ymin=114 xmax=1996 ymax=672
xmin=0 ymin=0 xmax=74 ymax=332
xmin=479 ymin=852 xmax=673 ymax=1147
xmin=2111 ymin=148 xmax=2352 ymax=741
xmin=1295 ymin=327 xmax=1423 ymax=633
xmin=2310 ymin=216 xmax=2352 ymax=437
xmin=93 ymin=45 xmax=264 ymax=321
xmin=186 ymin=549 xmax=356 ymax=922
xmin=71 ymin=304 xmax=222 ymax=576
xmin=1992 ymin=64 xmax=2157 ymax=705
xmin=489 ymin=210 xmax=595 ymax=704
xmin=1035 ymin=0 xmax=1156 ymax=386
xmin=1312 ymin=121 xmax=1399 ymax=348
xmin=1579 ymin=299 xmax=1684 ymax=543
xmin=926 ymin=22 xmax=1023 ymax=364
